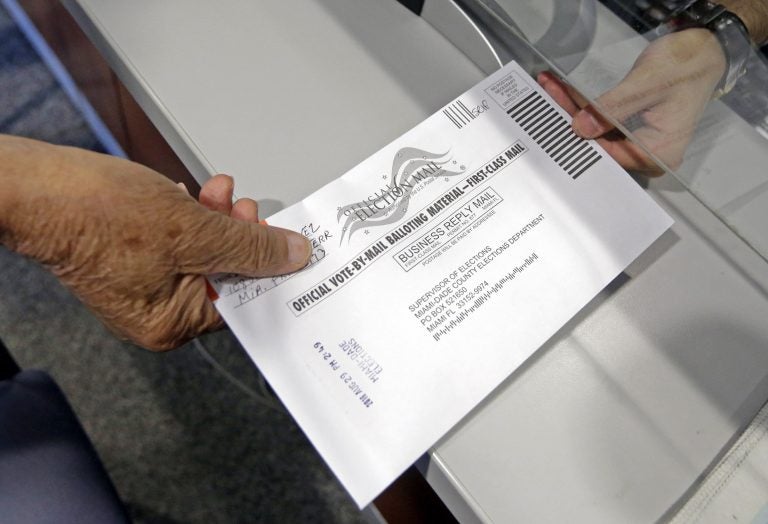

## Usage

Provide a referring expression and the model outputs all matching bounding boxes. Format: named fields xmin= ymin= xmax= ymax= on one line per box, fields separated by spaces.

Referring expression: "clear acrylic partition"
xmin=445 ymin=0 xmax=768 ymax=261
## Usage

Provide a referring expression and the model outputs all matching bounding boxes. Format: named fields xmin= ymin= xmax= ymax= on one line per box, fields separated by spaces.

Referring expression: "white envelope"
xmin=211 ymin=61 xmax=673 ymax=508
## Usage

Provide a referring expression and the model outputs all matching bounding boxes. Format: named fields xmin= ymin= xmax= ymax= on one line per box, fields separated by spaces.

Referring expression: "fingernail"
xmin=573 ymin=110 xmax=600 ymax=138
xmin=286 ymin=232 xmax=312 ymax=267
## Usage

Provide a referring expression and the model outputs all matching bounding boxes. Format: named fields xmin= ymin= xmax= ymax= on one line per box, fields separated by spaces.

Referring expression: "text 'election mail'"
xmin=211 ymin=61 xmax=673 ymax=508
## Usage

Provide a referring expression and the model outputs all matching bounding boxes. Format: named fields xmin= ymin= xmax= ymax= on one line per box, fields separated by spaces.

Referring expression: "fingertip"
xmin=231 ymin=198 xmax=260 ymax=223
xmin=285 ymin=230 xmax=312 ymax=268
xmin=536 ymin=71 xmax=555 ymax=86
xmin=200 ymin=174 xmax=235 ymax=214
xmin=572 ymin=109 xmax=602 ymax=138
xmin=538 ymin=75 xmax=581 ymax=116
xmin=209 ymin=173 xmax=234 ymax=188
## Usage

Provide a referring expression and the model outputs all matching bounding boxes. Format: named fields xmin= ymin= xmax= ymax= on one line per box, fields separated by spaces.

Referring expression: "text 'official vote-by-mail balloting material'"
xmin=210 ymin=60 xmax=673 ymax=508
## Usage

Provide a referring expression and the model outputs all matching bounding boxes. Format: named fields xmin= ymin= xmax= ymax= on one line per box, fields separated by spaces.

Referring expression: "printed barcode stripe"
xmin=518 ymin=101 xmax=549 ymax=128
xmin=507 ymin=92 xmax=539 ymax=115
xmin=443 ymin=99 xmax=477 ymax=129
xmin=544 ymin=128 xmax=572 ymax=152
xmin=526 ymin=109 xmax=558 ymax=136
xmin=538 ymin=121 xmax=570 ymax=148
xmin=553 ymin=138 xmax=584 ymax=163
xmin=457 ymin=100 xmax=474 ymax=120
xmin=451 ymin=105 xmax=467 ymax=125
xmin=562 ymin=144 xmax=592 ymax=171
xmin=443 ymin=109 xmax=460 ymax=128
xmin=507 ymin=92 xmax=601 ymax=179
xmin=571 ymin=152 xmax=602 ymax=179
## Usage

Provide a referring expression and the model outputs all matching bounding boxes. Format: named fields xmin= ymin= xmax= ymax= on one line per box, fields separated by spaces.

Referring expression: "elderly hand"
xmin=539 ymin=28 xmax=727 ymax=175
xmin=0 ymin=135 xmax=311 ymax=350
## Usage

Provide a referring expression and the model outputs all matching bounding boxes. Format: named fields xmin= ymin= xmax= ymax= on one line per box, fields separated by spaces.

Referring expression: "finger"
xmin=178 ymin=212 xmax=312 ymax=277
xmin=537 ymin=72 xmax=618 ymax=140
xmin=538 ymin=71 xmax=591 ymax=109
xmin=572 ymin=106 xmax=617 ymax=139
xmin=538 ymin=72 xmax=581 ymax=116
xmin=231 ymin=198 xmax=260 ymax=223
xmin=177 ymin=182 xmax=190 ymax=195
xmin=199 ymin=174 xmax=234 ymax=214
xmin=538 ymin=71 xmax=667 ymax=173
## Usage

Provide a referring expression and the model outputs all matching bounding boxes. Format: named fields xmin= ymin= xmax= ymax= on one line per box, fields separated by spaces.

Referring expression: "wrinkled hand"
xmin=539 ymin=28 xmax=726 ymax=175
xmin=0 ymin=136 xmax=311 ymax=350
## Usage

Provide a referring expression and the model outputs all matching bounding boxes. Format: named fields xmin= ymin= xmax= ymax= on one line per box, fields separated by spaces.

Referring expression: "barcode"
xmin=443 ymin=100 xmax=476 ymax=129
xmin=507 ymin=92 xmax=601 ymax=180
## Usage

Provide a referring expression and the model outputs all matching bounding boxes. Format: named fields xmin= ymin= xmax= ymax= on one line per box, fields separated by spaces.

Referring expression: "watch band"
xmin=635 ymin=0 xmax=753 ymax=96
xmin=707 ymin=9 xmax=753 ymax=96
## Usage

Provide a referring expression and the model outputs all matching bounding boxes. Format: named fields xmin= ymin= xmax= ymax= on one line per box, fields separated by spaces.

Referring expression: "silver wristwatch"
xmin=637 ymin=0 xmax=754 ymax=96
xmin=671 ymin=0 xmax=753 ymax=96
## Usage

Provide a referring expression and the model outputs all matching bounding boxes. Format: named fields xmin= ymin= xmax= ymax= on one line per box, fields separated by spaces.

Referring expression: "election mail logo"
xmin=337 ymin=147 xmax=465 ymax=243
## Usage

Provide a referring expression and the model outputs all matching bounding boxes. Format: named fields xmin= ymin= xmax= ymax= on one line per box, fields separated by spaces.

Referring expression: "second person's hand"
xmin=539 ymin=28 xmax=726 ymax=175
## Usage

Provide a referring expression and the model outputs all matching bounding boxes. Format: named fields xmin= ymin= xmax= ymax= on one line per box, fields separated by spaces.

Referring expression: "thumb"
xmin=177 ymin=211 xmax=312 ymax=277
